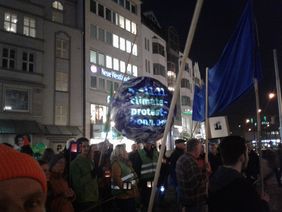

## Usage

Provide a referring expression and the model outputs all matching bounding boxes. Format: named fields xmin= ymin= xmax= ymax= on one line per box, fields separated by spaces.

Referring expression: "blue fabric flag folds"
xmin=192 ymin=1 xmax=261 ymax=122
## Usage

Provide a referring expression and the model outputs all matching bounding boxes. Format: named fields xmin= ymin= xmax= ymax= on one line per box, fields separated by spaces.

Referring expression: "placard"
xmin=209 ymin=116 xmax=230 ymax=138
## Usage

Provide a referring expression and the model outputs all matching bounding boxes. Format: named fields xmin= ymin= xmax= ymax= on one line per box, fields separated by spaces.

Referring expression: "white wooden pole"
xmin=147 ymin=0 xmax=204 ymax=211
xmin=273 ymin=49 xmax=282 ymax=144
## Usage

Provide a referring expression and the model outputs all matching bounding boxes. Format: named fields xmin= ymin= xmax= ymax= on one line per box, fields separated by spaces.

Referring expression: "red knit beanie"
xmin=0 ymin=144 xmax=47 ymax=192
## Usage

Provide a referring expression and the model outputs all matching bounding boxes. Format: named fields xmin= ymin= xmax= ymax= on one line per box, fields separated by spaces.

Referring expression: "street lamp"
xmin=268 ymin=92 xmax=275 ymax=100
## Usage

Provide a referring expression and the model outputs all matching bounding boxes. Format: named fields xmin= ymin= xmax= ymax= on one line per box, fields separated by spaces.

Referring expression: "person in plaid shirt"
xmin=176 ymin=138 xmax=208 ymax=212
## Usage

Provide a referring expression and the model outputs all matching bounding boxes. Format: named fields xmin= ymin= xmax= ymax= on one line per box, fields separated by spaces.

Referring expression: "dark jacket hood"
xmin=209 ymin=166 xmax=243 ymax=193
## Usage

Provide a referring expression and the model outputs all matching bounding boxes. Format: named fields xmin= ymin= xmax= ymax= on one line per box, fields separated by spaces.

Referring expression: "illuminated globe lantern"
xmin=111 ymin=77 xmax=172 ymax=143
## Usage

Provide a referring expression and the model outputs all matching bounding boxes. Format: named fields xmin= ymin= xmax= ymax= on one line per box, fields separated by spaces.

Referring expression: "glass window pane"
xmin=120 ymin=37 xmax=125 ymax=51
xmin=106 ymin=32 xmax=112 ymax=44
xmin=98 ymin=4 xmax=104 ymax=17
xmin=90 ymin=50 xmax=97 ymax=63
xmin=120 ymin=61 xmax=125 ymax=73
xmin=125 ymin=19 xmax=131 ymax=32
xmin=113 ymin=34 xmax=119 ymax=48
xmin=131 ymin=22 xmax=136 ymax=34
xmin=113 ymin=58 xmax=119 ymax=71
xmin=90 ymin=24 xmax=97 ymax=40
xmin=106 ymin=8 xmax=111 ymax=21
xmin=127 ymin=64 xmax=132 ymax=74
xmin=133 ymin=65 xmax=138 ymax=76
xmin=132 ymin=44 xmax=137 ymax=56
xmin=98 ymin=53 xmax=105 ymax=66
xmin=126 ymin=40 xmax=131 ymax=53
xmin=106 ymin=55 xmax=112 ymax=69
xmin=91 ymin=76 xmax=97 ymax=88
xmin=98 ymin=28 xmax=105 ymax=42
xmin=119 ymin=15 xmax=124 ymax=29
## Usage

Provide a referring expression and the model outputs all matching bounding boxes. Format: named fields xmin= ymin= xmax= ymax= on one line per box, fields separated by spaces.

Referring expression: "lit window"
xmin=113 ymin=58 xmax=119 ymax=71
xmin=4 ymin=88 xmax=29 ymax=112
xmin=90 ymin=50 xmax=97 ymax=63
xmin=132 ymin=44 xmax=137 ymax=56
xmin=120 ymin=37 xmax=125 ymax=51
xmin=55 ymin=105 xmax=67 ymax=125
xmin=127 ymin=64 xmax=132 ymax=75
xmin=2 ymin=48 xmax=16 ymax=69
xmin=52 ymin=1 xmax=63 ymax=23
xmin=4 ymin=13 xmax=17 ymax=33
xmin=56 ymin=38 xmax=69 ymax=59
xmin=52 ymin=1 xmax=63 ymax=10
xmin=98 ymin=53 xmax=105 ymax=66
xmin=56 ymin=72 xmax=68 ymax=91
xmin=125 ymin=18 xmax=131 ymax=32
xmin=113 ymin=34 xmax=119 ymax=48
xmin=126 ymin=40 xmax=131 ymax=53
xmin=131 ymin=22 xmax=136 ymax=34
xmin=120 ymin=61 xmax=125 ymax=73
xmin=106 ymin=55 xmax=112 ymax=69
xmin=119 ymin=15 xmax=125 ymax=29
xmin=23 ymin=17 xmax=36 ymax=37
xmin=22 ymin=52 xmax=34 ymax=72
xmin=133 ymin=65 xmax=138 ymax=76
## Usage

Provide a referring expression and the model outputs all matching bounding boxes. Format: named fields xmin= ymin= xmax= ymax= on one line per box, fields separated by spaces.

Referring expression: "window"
xmin=4 ymin=88 xmax=29 ymax=112
xmin=126 ymin=40 xmax=131 ymax=53
xmin=56 ymin=38 xmax=69 ymax=59
xmin=4 ymin=13 xmax=17 ymax=33
xmin=181 ymin=96 xmax=191 ymax=106
xmin=153 ymin=42 xmax=165 ymax=56
xmin=132 ymin=44 xmax=137 ymax=56
xmin=98 ymin=78 xmax=105 ymax=89
xmin=145 ymin=38 xmax=150 ymax=51
xmin=132 ymin=65 xmax=138 ymax=76
xmin=113 ymin=58 xmax=119 ymax=71
xmin=98 ymin=28 xmax=105 ymax=42
xmin=56 ymin=72 xmax=68 ymax=91
xmin=127 ymin=64 xmax=132 ymax=75
xmin=119 ymin=0 xmax=125 ymax=7
xmin=98 ymin=53 xmax=105 ymax=66
xmin=106 ymin=32 xmax=112 ymax=45
xmin=2 ymin=48 xmax=16 ymax=69
xmin=125 ymin=0 xmax=130 ymax=10
xmin=55 ymin=105 xmax=67 ymax=125
xmin=22 ymin=52 xmax=34 ymax=72
xmin=52 ymin=1 xmax=63 ymax=10
xmin=112 ymin=12 xmax=118 ymax=25
xmin=106 ymin=55 xmax=112 ymax=69
xmin=114 ymin=82 xmax=119 ymax=91
xmin=98 ymin=4 xmax=104 ymax=18
xmin=113 ymin=34 xmax=119 ymax=48
xmin=119 ymin=15 xmax=125 ymax=29
xmin=120 ymin=61 xmax=125 ymax=73
xmin=91 ymin=76 xmax=97 ymax=88
xmin=107 ymin=80 xmax=113 ymax=92
xmin=145 ymin=59 xmax=150 ymax=73
xmin=90 ymin=0 xmax=96 ymax=13
xmin=90 ymin=50 xmax=97 ymax=63
xmin=52 ymin=1 xmax=63 ymax=23
xmin=106 ymin=8 xmax=111 ymax=21
xmin=153 ymin=63 xmax=166 ymax=77
xmin=120 ymin=37 xmax=125 ymax=51
xmin=131 ymin=22 xmax=137 ymax=34
xmin=23 ymin=17 xmax=36 ymax=37
xmin=125 ymin=19 xmax=131 ymax=32
xmin=90 ymin=24 xmax=97 ymax=40
xmin=131 ymin=4 xmax=137 ymax=14
xmin=181 ymin=79 xmax=191 ymax=89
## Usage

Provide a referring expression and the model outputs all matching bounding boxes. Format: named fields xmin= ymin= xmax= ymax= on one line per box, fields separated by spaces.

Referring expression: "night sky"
xmin=141 ymin=0 xmax=282 ymax=134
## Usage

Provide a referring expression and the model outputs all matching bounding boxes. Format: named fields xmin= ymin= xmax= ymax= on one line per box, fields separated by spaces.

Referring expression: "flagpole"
xmin=205 ymin=67 xmax=209 ymax=163
xmin=147 ymin=0 xmax=204 ymax=211
xmin=273 ymin=49 xmax=282 ymax=144
xmin=254 ymin=78 xmax=263 ymax=193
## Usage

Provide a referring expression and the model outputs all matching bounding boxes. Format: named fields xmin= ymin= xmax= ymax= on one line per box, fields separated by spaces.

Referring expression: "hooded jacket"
xmin=208 ymin=166 xmax=269 ymax=212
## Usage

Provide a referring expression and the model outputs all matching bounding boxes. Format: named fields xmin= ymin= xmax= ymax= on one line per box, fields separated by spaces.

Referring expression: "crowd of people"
xmin=0 ymin=134 xmax=282 ymax=212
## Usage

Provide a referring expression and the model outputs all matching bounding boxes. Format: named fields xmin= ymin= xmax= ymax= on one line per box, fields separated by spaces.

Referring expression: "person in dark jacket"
xmin=209 ymin=135 xmax=270 ymax=212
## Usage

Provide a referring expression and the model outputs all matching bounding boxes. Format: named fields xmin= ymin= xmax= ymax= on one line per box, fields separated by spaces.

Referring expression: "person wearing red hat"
xmin=0 ymin=144 xmax=47 ymax=211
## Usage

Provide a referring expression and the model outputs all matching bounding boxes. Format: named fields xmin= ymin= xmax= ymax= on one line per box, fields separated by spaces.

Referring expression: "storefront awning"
xmin=43 ymin=125 xmax=82 ymax=136
xmin=0 ymin=119 xmax=42 ymax=134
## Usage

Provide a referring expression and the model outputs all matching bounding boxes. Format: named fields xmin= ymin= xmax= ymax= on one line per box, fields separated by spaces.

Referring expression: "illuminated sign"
xmin=90 ymin=65 xmax=131 ymax=81
xmin=111 ymin=77 xmax=172 ymax=142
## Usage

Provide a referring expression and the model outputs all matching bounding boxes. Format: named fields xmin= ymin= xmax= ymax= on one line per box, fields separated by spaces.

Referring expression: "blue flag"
xmin=192 ymin=0 xmax=262 ymax=121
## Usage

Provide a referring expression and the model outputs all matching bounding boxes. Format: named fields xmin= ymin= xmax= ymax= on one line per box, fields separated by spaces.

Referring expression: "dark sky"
xmin=141 ymin=0 xmax=282 ymax=134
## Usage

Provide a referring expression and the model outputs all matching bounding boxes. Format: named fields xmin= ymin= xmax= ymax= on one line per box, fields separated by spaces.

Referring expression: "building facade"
xmin=0 ymin=0 xmax=83 ymax=147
